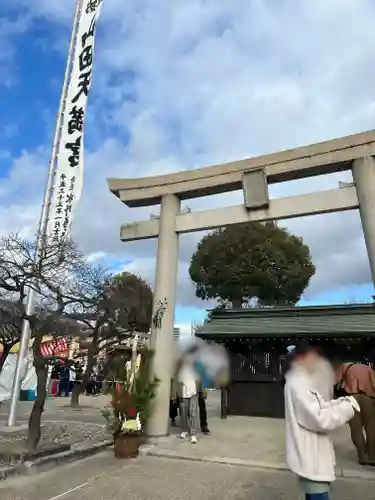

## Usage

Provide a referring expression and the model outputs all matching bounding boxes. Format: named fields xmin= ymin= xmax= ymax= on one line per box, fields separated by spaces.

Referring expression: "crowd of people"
xmin=51 ymin=361 xmax=104 ymax=397
xmin=284 ymin=344 xmax=375 ymax=500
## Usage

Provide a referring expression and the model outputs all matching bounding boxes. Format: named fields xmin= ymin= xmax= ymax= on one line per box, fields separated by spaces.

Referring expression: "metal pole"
xmin=7 ymin=0 xmax=83 ymax=427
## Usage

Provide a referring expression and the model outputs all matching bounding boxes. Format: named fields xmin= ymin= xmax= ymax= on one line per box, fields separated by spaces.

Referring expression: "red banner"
xmin=40 ymin=337 xmax=69 ymax=357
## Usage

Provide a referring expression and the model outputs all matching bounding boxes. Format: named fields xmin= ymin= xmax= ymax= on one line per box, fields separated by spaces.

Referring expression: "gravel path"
xmin=0 ymin=422 xmax=109 ymax=446
xmin=0 ymin=422 xmax=110 ymax=466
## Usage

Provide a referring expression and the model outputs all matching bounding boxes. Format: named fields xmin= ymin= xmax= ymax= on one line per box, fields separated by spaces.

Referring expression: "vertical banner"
xmin=48 ymin=0 xmax=104 ymax=241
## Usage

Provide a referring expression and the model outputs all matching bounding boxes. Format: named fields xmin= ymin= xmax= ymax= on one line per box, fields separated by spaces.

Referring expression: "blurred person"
xmin=177 ymin=363 xmax=198 ymax=444
xmin=91 ymin=365 xmax=100 ymax=396
xmin=170 ymin=376 xmax=209 ymax=434
xmin=91 ymin=373 xmax=98 ymax=396
xmin=68 ymin=363 xmax=76 ymax=394
xmin=334 ymin=362 xmax=375 ymax=465
xmin=58 ymin=363 xmax=70 ymax=397
xmin=86 ymin=378 xmax=94 ymax=395
xmin=312 ymin=352 xmax=335 ymax=402
xmin=173 ymin=337 xmax=229 ymax=439
xmin=72 ymin=363 xmax=83 ymax=396
xmin=97 ymin=368 xmax=104 ymax=394
xmin=177 ymin=337 xmax=229 ymax=390
xmin=169 ymin=397 xmax=179 ymax=427
xmin=287 ymin=346 xmax=335 ymax=402
xmin=51 ymin=366 xmax=59 ymax=397
xmin=284 ymin=343 xmax=360 ymax=500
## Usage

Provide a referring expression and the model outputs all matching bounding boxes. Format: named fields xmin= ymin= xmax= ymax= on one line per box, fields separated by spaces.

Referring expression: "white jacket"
xmin=178 ymin=365 xmax=197 ymax=399
xmin=284 ymin=365 xmax=355 ymax=482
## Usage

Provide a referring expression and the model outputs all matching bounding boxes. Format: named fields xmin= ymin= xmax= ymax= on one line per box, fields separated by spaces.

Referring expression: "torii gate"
xmin=107 ymin=129 xmax=375 ymax=436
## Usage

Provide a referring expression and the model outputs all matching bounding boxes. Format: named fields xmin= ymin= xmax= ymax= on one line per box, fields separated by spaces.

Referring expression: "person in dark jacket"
xmin=197 ymin=384 xmax=210 ymax=434
xmin=170 ymin=396 xmax=180 ymax=426
xmin=58 ymin=364 xmax=70 ymax=397
xmin=169 ymin=378 xmax=180 ymax=426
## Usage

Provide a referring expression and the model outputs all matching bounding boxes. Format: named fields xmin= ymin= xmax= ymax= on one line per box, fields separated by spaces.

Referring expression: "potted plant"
xmin=101 ymin=342 xmax=159 ymax=458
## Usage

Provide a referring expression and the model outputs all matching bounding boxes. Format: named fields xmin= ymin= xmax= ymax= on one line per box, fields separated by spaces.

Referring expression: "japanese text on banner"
xmin=49 ymin=0 xmax=103 ymax=241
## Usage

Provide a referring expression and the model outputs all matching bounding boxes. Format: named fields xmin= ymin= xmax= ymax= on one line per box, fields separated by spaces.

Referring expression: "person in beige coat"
xmin=284 ymin=344 xmax=360 ymax=500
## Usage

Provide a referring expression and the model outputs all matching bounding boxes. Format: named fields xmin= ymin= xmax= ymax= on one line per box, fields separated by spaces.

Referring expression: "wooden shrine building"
xmin=195 ymin=304 xmax=375 ymax=419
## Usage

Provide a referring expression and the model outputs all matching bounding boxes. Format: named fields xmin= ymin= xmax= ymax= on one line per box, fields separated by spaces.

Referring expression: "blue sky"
xmin=1 ymin=1 xmax=375 ymax=335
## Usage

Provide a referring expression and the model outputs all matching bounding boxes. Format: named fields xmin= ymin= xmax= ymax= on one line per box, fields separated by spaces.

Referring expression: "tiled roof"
xmin=195 ymin=304 xmax=375 ymax=338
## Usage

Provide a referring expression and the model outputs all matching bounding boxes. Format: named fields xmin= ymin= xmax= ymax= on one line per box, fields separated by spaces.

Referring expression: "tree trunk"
xmin=27 ymin=332 xmax=47 ymax=451
xmin=27 ymin=361 xmax=47 ymax=450
xmin=70 ymin=383 xmax=81 ymax=408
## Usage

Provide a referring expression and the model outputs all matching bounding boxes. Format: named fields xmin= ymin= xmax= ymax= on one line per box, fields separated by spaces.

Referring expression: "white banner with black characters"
xmin=48 ymin=0 xmax=103 ymax=241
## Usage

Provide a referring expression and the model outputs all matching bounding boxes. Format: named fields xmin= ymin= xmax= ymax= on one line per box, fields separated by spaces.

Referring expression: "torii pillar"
xmin=148 ymin=194 xmax=180 ymax=436
xmin=352 ymin=156 xmax=375 ymax=289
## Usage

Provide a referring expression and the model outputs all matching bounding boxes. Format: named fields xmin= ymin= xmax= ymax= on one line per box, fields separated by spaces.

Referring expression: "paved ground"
xmin=0 ymin=451 xmax=374 ymax=500
xmin=147 ymin=391 xmax=374 ymax=480
xmin=1 ymin=391 xmax=374 ymax=481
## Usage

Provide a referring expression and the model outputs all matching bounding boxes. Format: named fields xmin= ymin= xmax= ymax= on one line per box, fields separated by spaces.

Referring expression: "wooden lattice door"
xmin=227 ymin=343 xmax=285 ymax=418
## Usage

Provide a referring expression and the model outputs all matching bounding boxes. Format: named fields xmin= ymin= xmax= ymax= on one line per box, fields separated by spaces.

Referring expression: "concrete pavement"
xmin=0 ymin=451 xmax=374 ymax=500
xmin=1 ymin=391 xmax=374 ymax=481
xmin=144 ymin=391 xmax=375 ymax=481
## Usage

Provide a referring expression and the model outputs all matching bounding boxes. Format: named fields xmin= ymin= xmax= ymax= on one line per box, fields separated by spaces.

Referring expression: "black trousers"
xmin=170 ymin=393 xmax=208 ymax=430
xmin=170 ymin=397 xmax=180 ymax=420
xmin=58 ymin=378 xmax=70 ymax=397
xmin=198 ymin=392 xmax=208 ymax=429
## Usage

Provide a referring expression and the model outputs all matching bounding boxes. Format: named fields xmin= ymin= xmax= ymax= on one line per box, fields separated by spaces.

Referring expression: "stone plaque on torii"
xmin=107 ymin=129 xmax=375 ymax=436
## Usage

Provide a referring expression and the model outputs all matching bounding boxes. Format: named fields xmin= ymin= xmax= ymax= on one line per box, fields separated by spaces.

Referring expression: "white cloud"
xmin=175 ymin=324 xmax=193 ymax=339
xmin=0 ymin=13 xmax=31 ymax=87
xmin=1 ymin=0 xmax=375 ymax=310
xmin=86 ymin=252 xmax=107 ymax=263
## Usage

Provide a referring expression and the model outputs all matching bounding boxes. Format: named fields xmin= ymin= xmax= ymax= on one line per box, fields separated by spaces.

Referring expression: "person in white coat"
xmin=284 ymin=343 xmax=360 ymax=500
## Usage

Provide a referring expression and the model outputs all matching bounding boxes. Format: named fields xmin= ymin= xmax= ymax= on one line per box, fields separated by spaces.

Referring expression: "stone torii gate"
xmin=107 ymin=129 xmax=375 ymax=436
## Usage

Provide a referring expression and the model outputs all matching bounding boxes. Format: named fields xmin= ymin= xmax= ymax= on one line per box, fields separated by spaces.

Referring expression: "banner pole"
xmin=7 ymin=0 xmax=84 ymax=427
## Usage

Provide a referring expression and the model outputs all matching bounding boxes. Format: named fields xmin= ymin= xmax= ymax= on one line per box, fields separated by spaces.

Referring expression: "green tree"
xmin=69 ymin=270 xmax=154 ymax=408
xmin=189 ymin=221 xmax=316 ymax=307
xmin=111 ymin=272 xmax=154 ymax=333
